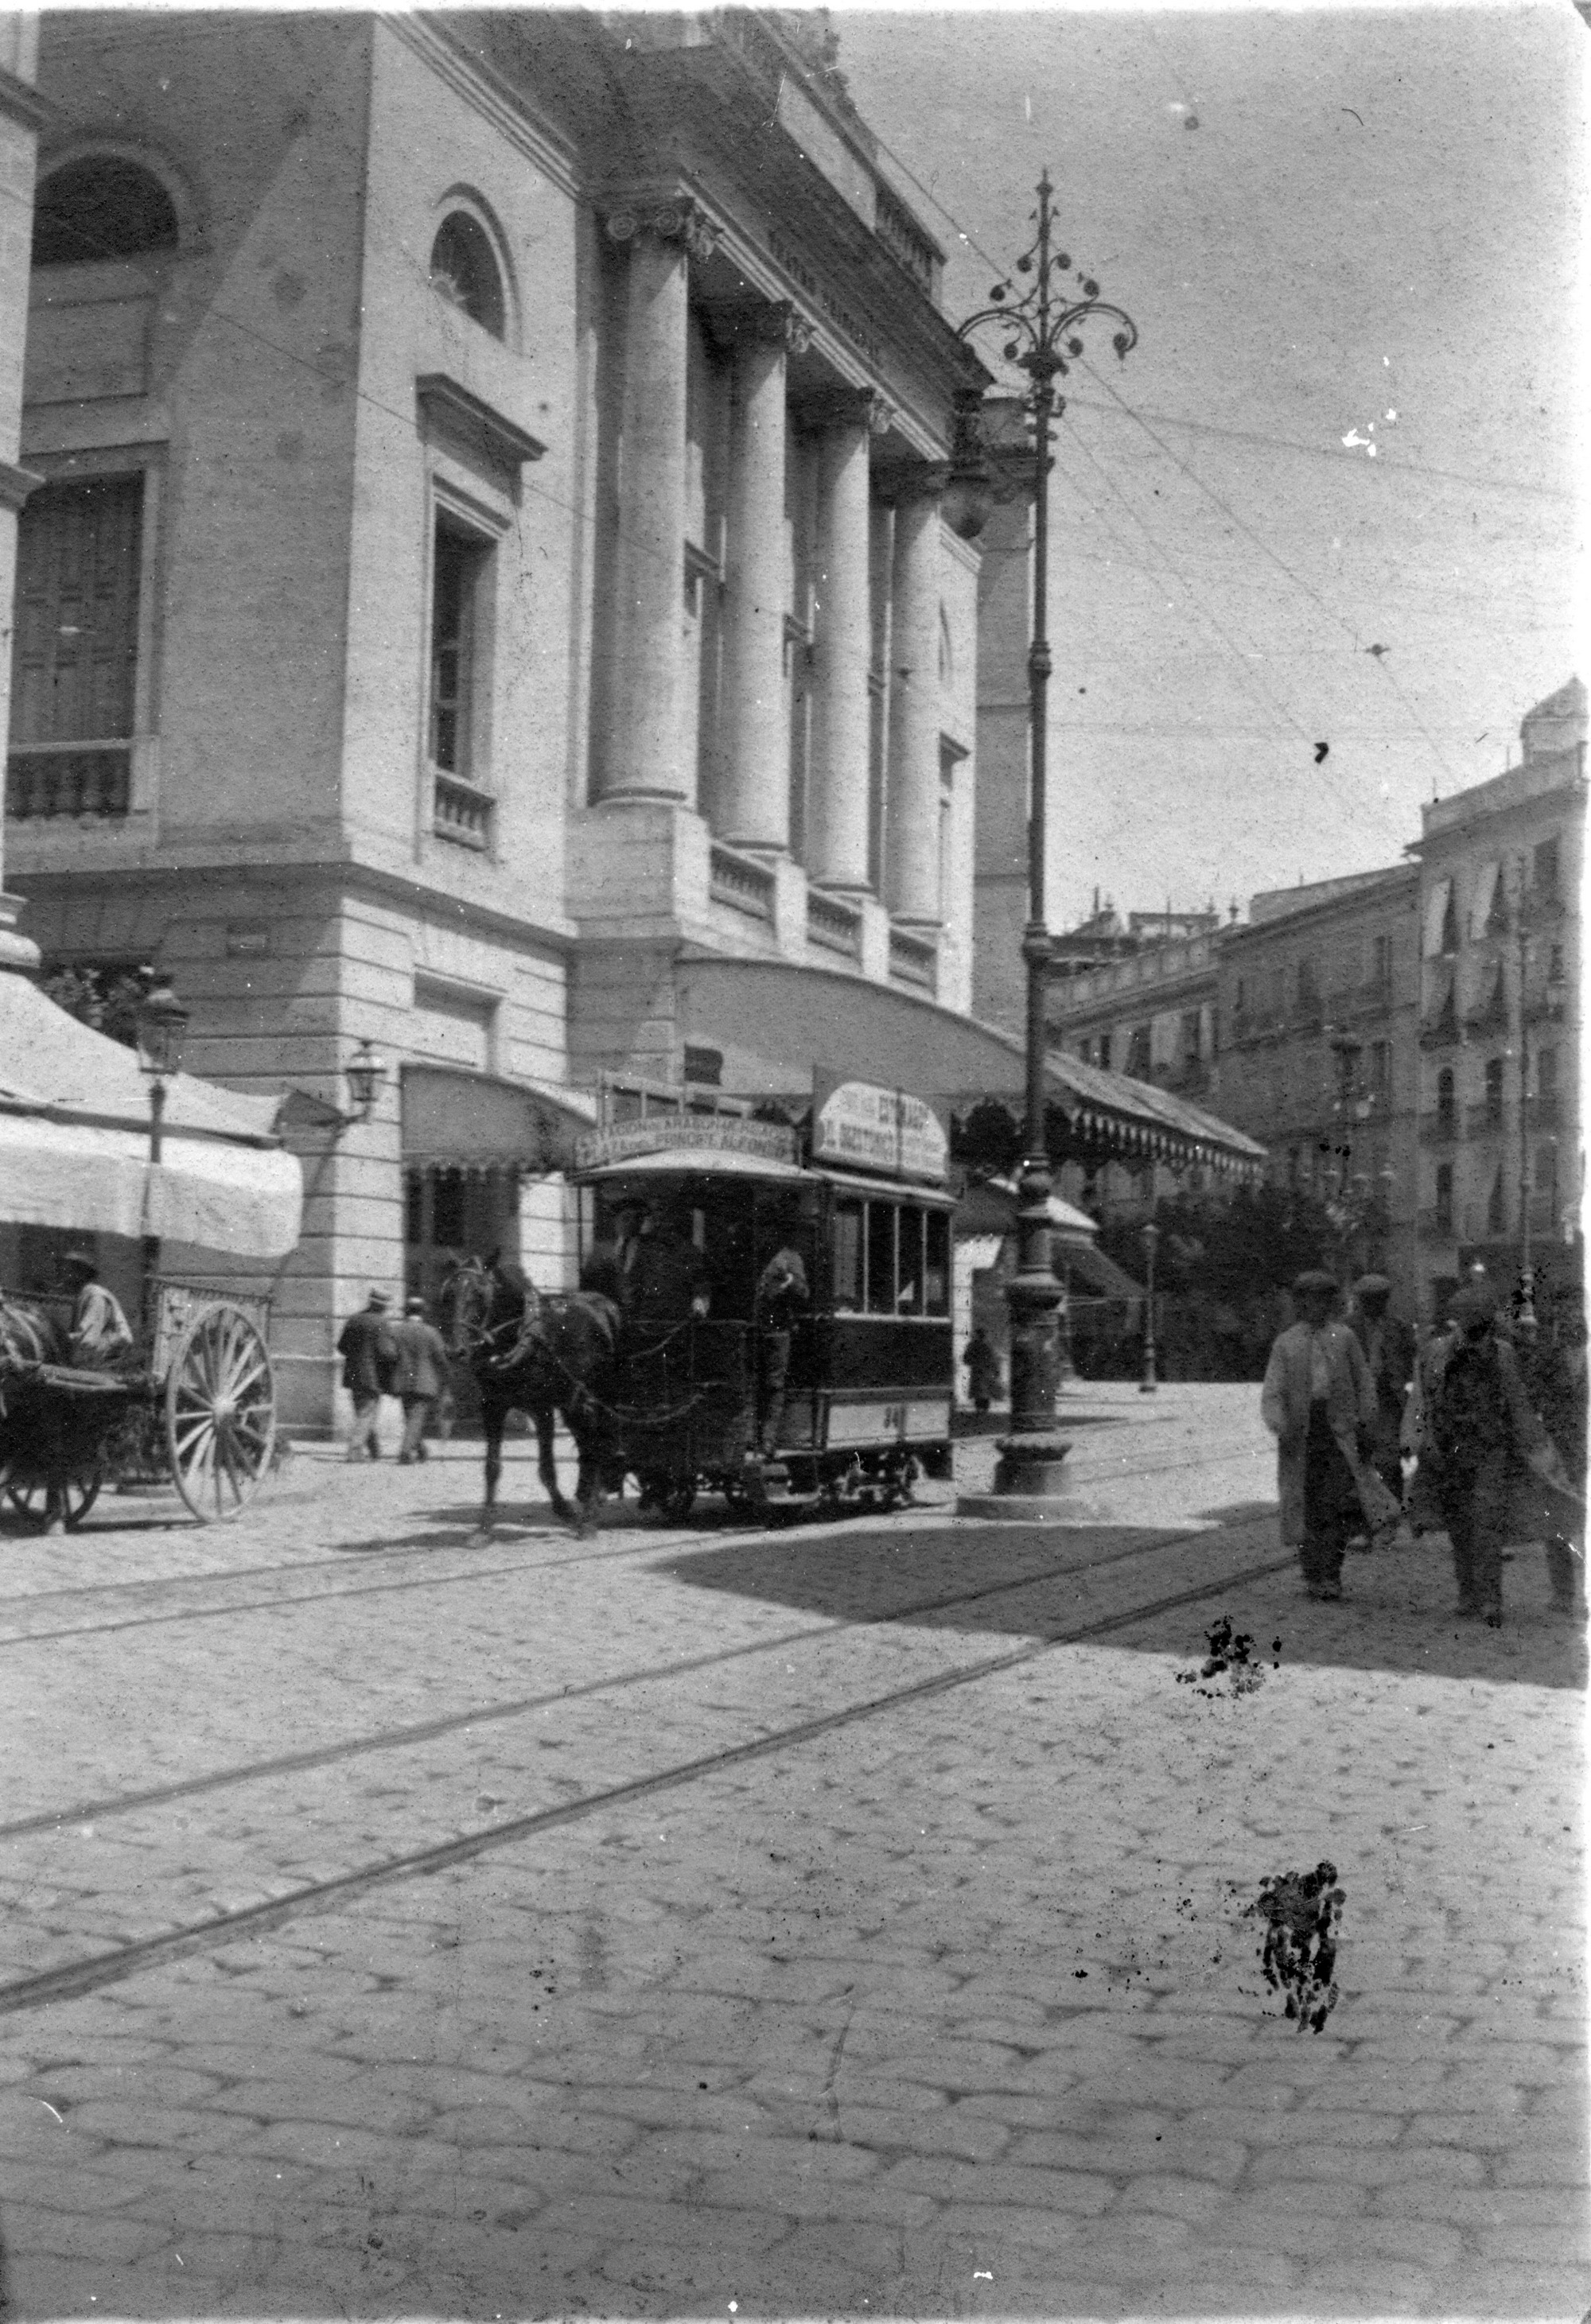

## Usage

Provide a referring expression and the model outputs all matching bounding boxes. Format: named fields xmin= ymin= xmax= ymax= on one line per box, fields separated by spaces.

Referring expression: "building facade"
xmin=2 ymin=9 xmax=1002 ymax=1432
xmin=1410 ymin=677 xmax=1585 ymax=1319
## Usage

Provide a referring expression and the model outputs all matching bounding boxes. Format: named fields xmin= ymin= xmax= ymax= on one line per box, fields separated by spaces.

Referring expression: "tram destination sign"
xmin=574 ymin=1114 xmax=799 ymax=1170
xmin=811 ymin=1076 xmax=948 ymax=1184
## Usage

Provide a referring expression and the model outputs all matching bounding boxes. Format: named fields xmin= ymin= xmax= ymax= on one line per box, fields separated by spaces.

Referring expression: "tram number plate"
xmin=827 ymin=1400 xmax=949 ymax=1446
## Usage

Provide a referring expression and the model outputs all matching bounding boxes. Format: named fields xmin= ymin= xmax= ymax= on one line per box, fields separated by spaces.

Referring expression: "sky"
xmin=828 ymin=0 xmax=1586 ymax=928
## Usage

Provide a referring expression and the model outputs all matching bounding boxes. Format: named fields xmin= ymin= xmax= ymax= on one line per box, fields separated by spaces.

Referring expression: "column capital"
xmin=753 ymin=300 xmax=815 ymax=356
xmin=807 ymin=384 xmax=897 ymax=438
xmin=605 ymin=196 xmax=721 ymax=263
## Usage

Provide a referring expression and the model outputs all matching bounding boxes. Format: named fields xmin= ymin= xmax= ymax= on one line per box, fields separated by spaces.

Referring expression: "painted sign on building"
xmin=573 ymin=1115 xmax=798 ymax=1171
xmin=811 ymin=1076 xmax=948 ymax=1183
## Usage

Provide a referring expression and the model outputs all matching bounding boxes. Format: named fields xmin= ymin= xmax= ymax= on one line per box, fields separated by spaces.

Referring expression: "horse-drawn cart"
xmin=1 ymin=1281 xmax=277 ymax=1529
xmin=0 ymin=969 xmax=301 ymax=1534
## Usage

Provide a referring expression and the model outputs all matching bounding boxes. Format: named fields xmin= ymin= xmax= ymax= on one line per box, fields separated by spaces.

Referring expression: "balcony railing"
xmin=1465 ymin=1102 xmax=1506 ymax=1137
xmin=1525 ymin=1092 xmax=1562 ymax=1132
xmin=1418 ymin=1208 xmax=1457 ymax=1242
xmin=1418 ymin=1111 xmax=1460 ymax=1148
xmin=806 ymin=889 xmax=862 ymax=962
xmin=873 ymin=181 xmax=939 ymax=296
xmin=6 ymin=744 xmax=131 ymax=820
xmin=709 ymin=841 xmax=776 ymax=923
xmin=433 ymin=771 xmax=493 ymax=849
xmin=888 ymin=924 xmax=938 ymax=996
xmin=1418 ymin=1012 xmax=1460 ymax=1051
xmin=1229 ymin=1006 xmax=1282 ymax=1045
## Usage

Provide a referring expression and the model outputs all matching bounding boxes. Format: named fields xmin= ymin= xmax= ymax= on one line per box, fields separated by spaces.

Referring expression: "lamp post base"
xmin=955 ymin=1431 xmax=1114 ymax=1522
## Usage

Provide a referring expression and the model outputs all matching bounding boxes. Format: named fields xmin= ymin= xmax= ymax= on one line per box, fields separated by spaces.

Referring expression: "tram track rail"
xmin=0 ymin=1431 xmax=1271 ymax=1646
xmin=0 ymin=1518 xmax=1275 ymax=1844
xmin=0 ymin=1532 xmax=1294 ymax=2019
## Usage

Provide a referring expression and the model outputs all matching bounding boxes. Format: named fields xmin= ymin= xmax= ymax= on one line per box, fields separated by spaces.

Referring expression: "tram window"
xmin=895 ymin=1207 xmax=924 ymax=1313
xmin=866 ymin=1201 xmax=897 ymax=1313
xmin=832 ymin=1200 xmax=863 ymax=1311
xmin=925 ymin=1209 xmax=950 ymax=1315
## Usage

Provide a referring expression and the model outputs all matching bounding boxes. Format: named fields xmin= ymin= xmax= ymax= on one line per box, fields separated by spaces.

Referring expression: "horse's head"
xmin=439 ymin=1253 xmax=536 ymax=1358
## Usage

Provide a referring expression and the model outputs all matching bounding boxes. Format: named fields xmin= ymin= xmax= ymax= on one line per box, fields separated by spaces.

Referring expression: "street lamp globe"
xmin=344 ymin=1038 xmax=387 ymax=1122
xmin=134 ymin=978 xmax=189 ymax=1081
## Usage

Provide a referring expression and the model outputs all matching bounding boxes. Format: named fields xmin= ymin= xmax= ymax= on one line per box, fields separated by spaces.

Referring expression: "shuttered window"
xmin=10 ymin=475 xmax=142 ymax=747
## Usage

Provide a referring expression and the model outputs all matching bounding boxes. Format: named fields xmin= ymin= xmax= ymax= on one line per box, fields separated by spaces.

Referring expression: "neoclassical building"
xmin=0 ymin=9 xmax=998 ymax=1428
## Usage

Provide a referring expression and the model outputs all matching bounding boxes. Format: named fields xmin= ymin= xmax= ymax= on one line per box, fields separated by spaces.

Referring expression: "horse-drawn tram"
xmin=568 ymin=1075 xmax=955 ymax=1521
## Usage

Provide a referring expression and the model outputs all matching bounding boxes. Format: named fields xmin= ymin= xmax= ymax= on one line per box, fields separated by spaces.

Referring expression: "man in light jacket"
xmin=1262 ymin=1269 xmax=1386 ymax=1602
xmin=391 ymin=1294 xmax=451 ymax=1465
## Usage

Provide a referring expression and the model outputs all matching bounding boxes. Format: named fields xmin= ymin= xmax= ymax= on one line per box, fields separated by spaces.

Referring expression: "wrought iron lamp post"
xmin=1139 ymin=1220 xmax=1161 ymax=1394
xmin=955 ymin=170 xmax=1138 ymax=1494
xmin=135 ymin=977 xmax=191 ymax=1327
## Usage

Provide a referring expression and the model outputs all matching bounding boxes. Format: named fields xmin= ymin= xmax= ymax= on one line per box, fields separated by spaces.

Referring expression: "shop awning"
xmin=675 ymin=954 xmax=1266 ymax=1179
xmin=0 ymin=972 xmax=302 ymax=1257
xmin=400 ymin=1063 xmax=597 ymax=1175
xmin=952 ymin=1176 xmax=1100 ymax=1249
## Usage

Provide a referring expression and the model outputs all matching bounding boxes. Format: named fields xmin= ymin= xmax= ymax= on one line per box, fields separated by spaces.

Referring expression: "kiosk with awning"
xmin=0 ymin=973 xmax=305 ymax=1525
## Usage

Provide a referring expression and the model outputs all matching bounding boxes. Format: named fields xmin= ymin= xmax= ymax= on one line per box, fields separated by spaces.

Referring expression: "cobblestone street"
xmin=0 ymin=1384 xmax=1584 ymax=2318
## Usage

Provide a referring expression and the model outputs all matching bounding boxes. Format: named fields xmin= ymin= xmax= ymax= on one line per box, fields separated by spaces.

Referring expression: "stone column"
xmin=0 ymin=17 xmax=45 ymax=974
xmin=718 ymin=305 xmax=807 ymax=849
xmin=808 ymin=389 xmax=891 ymax=891
xmin=599 ymin=200 xmax=717 ymax=806
xmin=884 ymin=475 xmax=944 ymax=924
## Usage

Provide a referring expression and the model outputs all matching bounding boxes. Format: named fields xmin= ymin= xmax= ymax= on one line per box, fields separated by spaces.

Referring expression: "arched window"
xmin=33 ymin=155 xmax=179 ymax=266
xmin=429 ymin=213 xmax=505 ymax=339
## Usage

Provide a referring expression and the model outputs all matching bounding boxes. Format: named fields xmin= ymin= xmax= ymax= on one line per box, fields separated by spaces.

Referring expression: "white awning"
xmin=0 ymin=973 xmax=301 ymax=1257
xmin=0 ymin=1102 xmax=302 ymax=1256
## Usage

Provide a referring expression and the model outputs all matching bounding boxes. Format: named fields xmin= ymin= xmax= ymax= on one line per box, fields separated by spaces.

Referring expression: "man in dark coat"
xmin=337 ymin=1289 xmax=396 ymax=1461
xmin=620 ymin=1203 xmax=711 ymax=1327
xmin=1348 ymin=1273 xmax=1417 ymax=1509
xmin=1427 ymin=1281 xmax=1554 ymax=1625
xmin=754 ymin=1243 xmax=810 ymax=1455
xmin=391 ymin=1294 xmax=450 ymax=1464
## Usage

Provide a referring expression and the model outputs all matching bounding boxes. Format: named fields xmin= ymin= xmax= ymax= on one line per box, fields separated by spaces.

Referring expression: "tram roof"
xmin=576 ymin=1148 xmax=812 ymax=1184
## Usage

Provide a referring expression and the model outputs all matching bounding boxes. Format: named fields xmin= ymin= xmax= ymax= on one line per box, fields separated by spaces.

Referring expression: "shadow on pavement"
xmin=652 ymin=1518 xmax=1588 ymax=1692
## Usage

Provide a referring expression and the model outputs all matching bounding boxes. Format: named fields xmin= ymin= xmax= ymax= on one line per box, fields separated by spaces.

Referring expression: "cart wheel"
xmin=165 ymin=1301 xmax=277 ymax=1522
xmin=656 ymin=1479 xmax=696 ymax=1525
xmin=5 ymin=1473 xmax=102 ymax=1531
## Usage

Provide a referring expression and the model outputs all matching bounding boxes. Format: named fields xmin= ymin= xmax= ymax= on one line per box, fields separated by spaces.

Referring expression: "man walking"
xmin=391 ymin=1293 xmax=450 ymax=1465
xmin=1426 ymin=1281 xmax=1558 ymax=1625
xmin=1348 ymin=1273 xmax=1417 ymax=1513
xmin=337 ymin=1289 xmax=396 ymax=1462
xmin=1261 ymin=1269 xmax=1387 ymax=1601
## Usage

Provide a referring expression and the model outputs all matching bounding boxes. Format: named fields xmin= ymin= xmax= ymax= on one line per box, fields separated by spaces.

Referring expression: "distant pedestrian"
xmin=1348 ymin=1273 xmax=1416 ymax=1512
xmin=337 ymin=1290 xmax=396 ymax=1461
xmin=391 ymin=1294 xmax=450 ymax=1464
xmin=1261 ymin=1269 xmax=1394 ymax=1601
xmin=963 ymin=1327 xmax=1002 ymax=1414
xmin=1426 ymin=1282 xmax=1562 ymax=1626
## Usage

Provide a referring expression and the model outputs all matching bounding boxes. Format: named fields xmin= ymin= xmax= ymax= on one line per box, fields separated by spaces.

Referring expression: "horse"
xmin=438 ymin=1256 xmax=621 ymax=1539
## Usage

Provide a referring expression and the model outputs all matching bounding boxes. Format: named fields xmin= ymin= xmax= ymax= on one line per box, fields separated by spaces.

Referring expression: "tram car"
xmin=571 ymin=1076 xmax=955 ymax=1517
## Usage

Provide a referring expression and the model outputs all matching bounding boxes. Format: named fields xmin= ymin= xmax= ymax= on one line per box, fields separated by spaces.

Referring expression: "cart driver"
xmin=62 ymin=1249 xmax=134 ymax=1370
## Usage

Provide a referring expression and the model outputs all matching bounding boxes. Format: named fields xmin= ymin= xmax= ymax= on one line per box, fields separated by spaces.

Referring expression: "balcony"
xmin=1465 ymin=1103 xmax=1506 ymax=1138
xmin=1418 ymin=1208 xmax=1457 ymax=1243
xmin=1229 ymin=1006 xmax=1282 ymax=1047
xmin=1418 ymin=1111 xmax=1460 ymax=1148
xmin=1525 ymin=1092 xmax=1563 ymax=1133
xmin=806 ymin=888 xmax=862 ymax=962
xmin=888 ymin=924 xmax=938 ymax=996
xmin=708 ymin=841 xmax=775 ymax=924
xmin=1418 ymin=1010 xmax=1460 ymax=1051
xmin=1523 ymin=983 xmax=1569 ymax=1025
xmin=433 ymin=771 xmax=493 ymax=849
xmin=6 ymin=744 xmax=131 ymax=821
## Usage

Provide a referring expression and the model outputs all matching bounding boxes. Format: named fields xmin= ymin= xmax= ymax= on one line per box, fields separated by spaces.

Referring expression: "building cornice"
xmin=381 ymin=14 xmax=580 ymax=199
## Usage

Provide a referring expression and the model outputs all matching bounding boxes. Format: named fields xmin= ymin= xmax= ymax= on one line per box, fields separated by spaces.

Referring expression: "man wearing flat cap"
xmin=390 ymin=1294 xmax=451 ymax=1466
xmin=1348 ymin=1273 xmax=1417 ymax=1513
xmin=1262 ymin=1269 xmax=1395 ymax=1600
xmin=337 ymin=1288 xmax=397 ymax=1462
